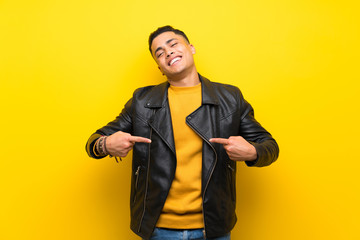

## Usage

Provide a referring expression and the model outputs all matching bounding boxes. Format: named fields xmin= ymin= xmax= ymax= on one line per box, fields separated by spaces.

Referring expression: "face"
xmin=151 ymin=31 xmax=196 ymax=78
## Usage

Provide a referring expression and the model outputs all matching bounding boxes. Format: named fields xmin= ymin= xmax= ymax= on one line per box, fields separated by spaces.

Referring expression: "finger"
xmin=118 ymin=147 xmax=133 ymax=155
xmin=118 ymin=152 xmax=128 ymax=158
xmin=129 ymin=136 xmax=152 ymax=143
xmin=209 ymin=138 xmax=229 ymax=145
xmin=123 ymin=146 xmax=133 ymax=152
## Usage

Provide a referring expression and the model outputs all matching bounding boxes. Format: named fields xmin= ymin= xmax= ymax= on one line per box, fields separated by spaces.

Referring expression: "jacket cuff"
xmin=246 ymin=141 xmax=278 ymax=167
xmin=86 ymin=133 xmax=105 ymax=159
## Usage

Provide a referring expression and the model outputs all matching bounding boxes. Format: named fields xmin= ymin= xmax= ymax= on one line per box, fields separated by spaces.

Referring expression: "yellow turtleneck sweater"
xmin=156 ymin=83 xmax=204 ymax=229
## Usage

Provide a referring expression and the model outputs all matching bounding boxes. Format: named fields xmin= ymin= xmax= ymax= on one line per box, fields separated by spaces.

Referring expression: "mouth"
xmin=168 ymin=56 xmax=182 ymax=66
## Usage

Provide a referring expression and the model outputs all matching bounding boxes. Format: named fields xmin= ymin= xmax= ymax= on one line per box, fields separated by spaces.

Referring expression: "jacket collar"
xmin=145 ymin=74 xmax=219 ymax=108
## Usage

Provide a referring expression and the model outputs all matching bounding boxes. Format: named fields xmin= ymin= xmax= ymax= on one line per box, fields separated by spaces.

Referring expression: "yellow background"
xmin=1 ymin=0 xmax=359 ymax=239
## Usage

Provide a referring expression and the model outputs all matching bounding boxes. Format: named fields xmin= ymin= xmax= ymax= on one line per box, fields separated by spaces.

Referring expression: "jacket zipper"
xmin=133 ymin=165 xmax=141 ymax=203
xmin=227 ymin=163 xmax=236 ymax=202
xmin=227 ymin=164 xmax=235 ymax=172
xmin=201 ymin=137 xmax=217 ymax=239
xmin=138 ymin=127 xmax=153 ymax=233
xmin=187 ymin=120 xmax=218 ymax=239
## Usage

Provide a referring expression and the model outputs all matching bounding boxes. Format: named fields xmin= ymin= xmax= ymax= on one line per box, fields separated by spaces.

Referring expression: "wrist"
xmin=96 ymin=136 xmax=108 ymax=156
xmin=247 ymin=144 xmax=257 ymax=161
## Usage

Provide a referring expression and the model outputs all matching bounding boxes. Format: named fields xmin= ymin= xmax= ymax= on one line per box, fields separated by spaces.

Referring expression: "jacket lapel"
xmin=144 ymin=75 xmax=220 ymax=185
xmin=145 ymin=82 xmax=176 ymax=154
xmin=187 ymin=75 xmax=220 ymax=192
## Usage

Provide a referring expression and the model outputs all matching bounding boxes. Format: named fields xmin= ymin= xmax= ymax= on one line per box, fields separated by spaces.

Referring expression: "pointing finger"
xmin=129 ymin=136 xmax=152 ymax=143
xmin=209 ymin=138 xmax=229 ymax=145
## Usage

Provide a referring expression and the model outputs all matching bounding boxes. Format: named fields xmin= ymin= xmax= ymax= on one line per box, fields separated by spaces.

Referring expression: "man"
xmin=86 ymin=25 xmax=279 ymax=240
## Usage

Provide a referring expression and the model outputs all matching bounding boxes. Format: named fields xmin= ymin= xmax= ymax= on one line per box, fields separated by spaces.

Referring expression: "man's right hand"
xmin=105 ymin=131 xmax=151 ymax=157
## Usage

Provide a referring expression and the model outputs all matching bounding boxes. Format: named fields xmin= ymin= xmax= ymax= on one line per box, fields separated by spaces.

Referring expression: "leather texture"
xmin=86 ymin=74 xmax=279 ymax=239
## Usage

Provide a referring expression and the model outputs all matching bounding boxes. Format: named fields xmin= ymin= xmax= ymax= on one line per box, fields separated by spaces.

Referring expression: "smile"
xmin=169 ymin=57 xmax=182 ymax=66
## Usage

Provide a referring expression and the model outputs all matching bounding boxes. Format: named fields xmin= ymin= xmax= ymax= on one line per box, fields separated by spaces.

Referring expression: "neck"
xmin=167 ymin=68 xmax=200 ymax=87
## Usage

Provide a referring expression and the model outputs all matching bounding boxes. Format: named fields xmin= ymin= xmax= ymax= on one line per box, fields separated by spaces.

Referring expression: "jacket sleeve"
xmin=237 ymin=89 xmax=279 ymax=167
xmin=85 ymin=97 xmax=134 ymax=159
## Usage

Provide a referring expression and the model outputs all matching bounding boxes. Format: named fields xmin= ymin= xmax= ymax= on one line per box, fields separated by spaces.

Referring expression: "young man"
xmin=86 ymin=26 xmax=279 ymax=240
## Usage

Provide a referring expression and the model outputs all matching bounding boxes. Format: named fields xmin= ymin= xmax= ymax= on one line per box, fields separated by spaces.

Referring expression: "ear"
xmin=190 ymin=44 xmax=196 ymax=54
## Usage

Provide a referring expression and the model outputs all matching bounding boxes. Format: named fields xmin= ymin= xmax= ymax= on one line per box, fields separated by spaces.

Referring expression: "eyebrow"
xmin=154 ymin=38 xmax=177 ymax=56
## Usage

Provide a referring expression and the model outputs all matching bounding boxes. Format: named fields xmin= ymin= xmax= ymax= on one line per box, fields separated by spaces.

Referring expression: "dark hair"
xmin=148 ymin=25 xmax=190 ymax=54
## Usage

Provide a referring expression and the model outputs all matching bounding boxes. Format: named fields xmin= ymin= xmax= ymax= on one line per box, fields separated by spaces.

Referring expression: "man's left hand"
xmin=209 ymin=136 xmax=257 ymax=161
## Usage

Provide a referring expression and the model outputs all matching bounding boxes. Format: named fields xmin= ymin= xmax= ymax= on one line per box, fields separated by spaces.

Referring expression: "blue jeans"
xmin=146 ymin=228 xmax=231 ymax=240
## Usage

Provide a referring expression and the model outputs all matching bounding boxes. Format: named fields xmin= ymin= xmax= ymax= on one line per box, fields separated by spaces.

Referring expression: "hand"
xmin=209 ymin=136 xmax=257 ymax=161
xmin=106 ymin=131 xmax=151 ymax=157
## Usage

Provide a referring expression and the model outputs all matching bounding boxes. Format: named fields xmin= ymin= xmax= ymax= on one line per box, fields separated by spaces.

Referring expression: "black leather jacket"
xmin=86 ymin=75 xmax=279 ymax=239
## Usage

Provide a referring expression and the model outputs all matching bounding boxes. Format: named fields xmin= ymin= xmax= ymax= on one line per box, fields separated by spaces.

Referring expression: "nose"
xmin=166 ymin=50 xmax=174 ymax=58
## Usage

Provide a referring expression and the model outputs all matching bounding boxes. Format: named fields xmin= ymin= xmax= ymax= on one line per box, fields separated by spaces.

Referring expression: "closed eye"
xmin=157 ymin=52 xmax=164 ymax=58
xmin=171 ymin=43 xmax=178 ymax=47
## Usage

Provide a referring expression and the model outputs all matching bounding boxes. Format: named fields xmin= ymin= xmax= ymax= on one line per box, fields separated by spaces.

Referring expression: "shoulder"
xmin=126 ymin=81 xmax=168 ymax=109
xmin=201 ymin=76 xmax=244 ymax=104
xmin=132 ymin=82 xmax=167 ymax=98
xmin=210 ymin=81 xmax=241 ymax=94
xmin=202 ymin=74 xmax=241 ymax=92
